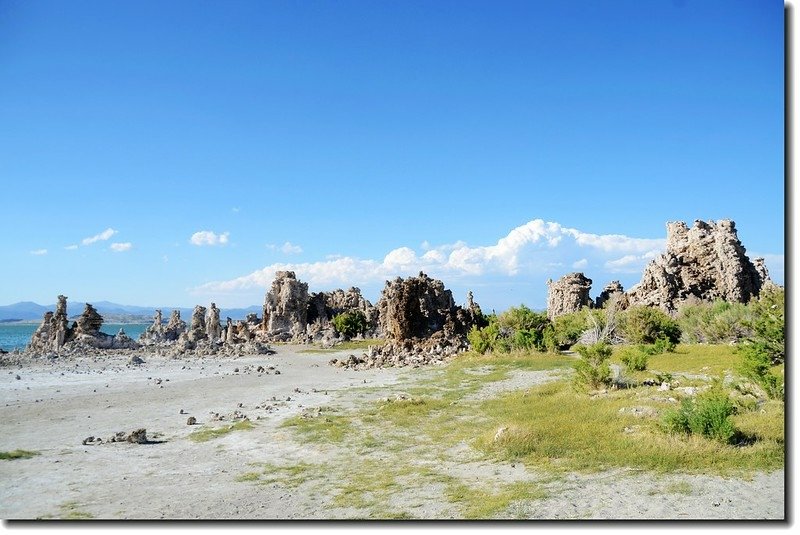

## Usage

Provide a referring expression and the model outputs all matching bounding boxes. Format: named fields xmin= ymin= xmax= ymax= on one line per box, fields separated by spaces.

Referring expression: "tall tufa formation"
xmin=626 ymin=219 xmax=770 ymax=313
xmin=206 ymin=303 xmax=222 ymax=341
xmin=264 ymin=271 xmax=309 ymax=340
xmin=307 ymin=287 xmax=378 ymax=332
xmin=28 ymin=296 xmax=138 ymax=353
xmin=188 ymin=305 xmax=208 ymax=342
xmin=547 ymin=273 xmax=593 ymax=319
xmin=595 ymin=281 xmax=625 ymax=309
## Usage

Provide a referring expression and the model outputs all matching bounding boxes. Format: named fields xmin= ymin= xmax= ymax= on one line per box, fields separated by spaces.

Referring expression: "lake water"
xmin=0 ymin=323 xmax=149 ymax=352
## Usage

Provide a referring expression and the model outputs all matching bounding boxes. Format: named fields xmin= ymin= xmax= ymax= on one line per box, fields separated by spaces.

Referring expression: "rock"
xmin=659 ymin=382 xmax=671 ymax=391
xmin=264 ymin=271 xmax=309 ymax=340
xmin=128 ymin=355 xmax=145 ymax=365
xmin=626 ymin=219 xmax=770 ymax=313
xmin=164 ymin=310 xmax=187 ymax=341
xmin=595 ymin=281 xmax=625 ymax=309
xmin=206 ymin=303 xmax=222 ymax=341
xmin=547 ymin=273 xmax=593 ymax=319
xmin=187 ymin=416 xmax=196 ymax=425
xmin=126 ymin=428 xmax=148 ymax=444
xmin=494 ymin=427 xmax=509 ymax=442
xmin=188 ymin=306 xmax=208 ymax=342
xmin=74 ymin=303 xmax=104 ymax=337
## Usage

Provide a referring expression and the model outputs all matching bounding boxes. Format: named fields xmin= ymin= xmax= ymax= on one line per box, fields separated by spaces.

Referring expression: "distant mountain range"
xmin=0 ymin=301 xmax=262 ymax=323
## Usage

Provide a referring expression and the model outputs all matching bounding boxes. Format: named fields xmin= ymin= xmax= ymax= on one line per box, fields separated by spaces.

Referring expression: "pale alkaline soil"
xmin=0 ymin=346 xmax=784 ymax=520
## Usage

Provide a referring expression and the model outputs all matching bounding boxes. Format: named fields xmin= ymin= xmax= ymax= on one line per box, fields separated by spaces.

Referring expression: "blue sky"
xmin=0 ymin=0 xmax=785 ymax=312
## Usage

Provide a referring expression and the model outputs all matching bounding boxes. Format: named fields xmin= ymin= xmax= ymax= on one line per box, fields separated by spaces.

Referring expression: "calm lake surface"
xmin=0 ymin=323 xmax=149 ymax=352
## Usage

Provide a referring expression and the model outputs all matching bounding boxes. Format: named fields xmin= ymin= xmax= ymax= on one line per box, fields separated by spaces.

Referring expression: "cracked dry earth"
xmin=0 ymin=346 xmax=784 ymax=520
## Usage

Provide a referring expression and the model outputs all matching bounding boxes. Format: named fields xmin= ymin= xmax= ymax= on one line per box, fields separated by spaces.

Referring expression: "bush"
xmin=573 ymin=343 xmax=612 ymax=390
xmin=737 ymin=287 xmax=785 ymax=400
xmin=467 ymin=325 xmax=494 ymax=354
xmin=618 ymin=347 xmax=648 ymax=371
xmin=550 ymin=310 xmax=587 ymax=349
xmin=677 ymin=300 xmax=752 ymax=343
xmin=619 ymin=306 xmax=681 ymax=344
xmin=640 ymin=336 xmax=676 ymax=356
xmin=331 ymin=311 xmax=368 ymax=339
xmin=662 ymin=385 xmax=737 ymax=444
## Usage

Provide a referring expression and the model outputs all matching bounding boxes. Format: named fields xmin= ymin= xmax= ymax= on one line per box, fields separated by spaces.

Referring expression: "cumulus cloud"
xmin=110 ymin=242 xmax=132 ymax=252
xmin=30 ymin=249 xmax=48 ymax=256
xmin=192 ymin=219 xmax=670 ymax=298
xmin=572 ymin=258 xmax=588 ymax=269
xmin=190 ymin=231 xmax=230 ymax=246
xmin=82 ymin=228 xmax=117 ymax=245
xmin=280 ymin=242 xmax=303 ymax=255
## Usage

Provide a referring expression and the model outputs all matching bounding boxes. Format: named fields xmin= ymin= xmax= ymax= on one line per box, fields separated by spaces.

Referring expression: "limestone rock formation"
xmin=74 ymin=304 xmax=103 ymax=337
xmin=306 ymin=287 xmax=379 ymax=343
xmin=595 ymin=281 xmax=625 ymax=309
xmin=188 ymin=305 xmax=207 ymax=342
xmin=547 ymin=273 xmax=593 ymax=319
xmin=626 ymin=219 xmax=770 ymax=313
xmin=206 ymin=303 xmax=222 ymax=340
xmin=264 ymin=271 xmax=309 ymax=341
xmin=337 ymin=272 xmax=481 ymax=369
xmin=164 ymin=310 xmax=187 ymax=341
xmin=28 ymin=296 xmax=139 ymax=353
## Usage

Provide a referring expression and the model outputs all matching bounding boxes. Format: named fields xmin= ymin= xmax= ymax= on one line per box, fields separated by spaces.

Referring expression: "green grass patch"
xmin=281 ymin=409 xmax=352 ymax=443
xmin=478 ymin=380 xmax=784 ymax=474
xmin=633 ymin=344 xmax=739 ymax=376
xmin=58 ymin=501 xmax=94 ymax=520
xmin=444 ymin=480 xmax=546 ymax=519
xmin=0 ymin=449 xmax=39 ymax=460
xmin=188 ymin=420 xmax=255 ymax=443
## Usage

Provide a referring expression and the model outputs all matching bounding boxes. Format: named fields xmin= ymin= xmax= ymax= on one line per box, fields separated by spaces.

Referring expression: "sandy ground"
xmin=0 ymin=346 xmax=785 ymax=521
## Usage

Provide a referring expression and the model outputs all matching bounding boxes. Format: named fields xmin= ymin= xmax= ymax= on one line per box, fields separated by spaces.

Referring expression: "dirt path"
xmin=0 ymin=347 xmax=785 ymax=520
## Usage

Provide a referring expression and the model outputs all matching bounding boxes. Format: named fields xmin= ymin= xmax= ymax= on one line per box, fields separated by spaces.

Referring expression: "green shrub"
xmin=619 ymin=306 xmax=681 ymax=344
xmin=738 ymin=342 xmax=784 ymax=400
xmin=662 ymin=386 xmax=737 ymax=444
xmin=331 ymin=310 xmax=368 ymax=339
xmin=550 ymin=310 xmax=587 ymax=349
xmin=737 ymin=287 xmax=785 ymax=400
xmin=677 ymin=300 xmax=752 ymax=343
xmin=572 ymin=343 xmax=613 ymax=390
xmin=467 ymin=324 xmax=497 ymax=355
xmin=618 ymin=347 xmax=648 ymax=371
xmin=640 ymin=336 xmax=676 ymax=356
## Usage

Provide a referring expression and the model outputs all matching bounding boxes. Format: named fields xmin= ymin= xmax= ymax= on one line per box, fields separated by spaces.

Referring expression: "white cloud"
xmin=280 ymin=241 xmax=303 ymax=255
xmin=110 ymin=242 xmax=132 ymax=252
xmin=64 ymin=244 xmax=78 ymax=251
xmin=30 ymin=249 xmax=47 ymax=256
xmin=191 ymin=219 xmax=670 ymax=298
xmin=190 ymin=230 xmax=230 ymax=246
xmin=82 ymin=228 xmax=117 ymax=245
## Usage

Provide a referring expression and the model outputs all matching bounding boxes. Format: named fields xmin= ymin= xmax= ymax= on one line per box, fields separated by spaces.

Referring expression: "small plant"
xmin=618 ymin=347 xmax=649 ymax=372
xmin=738 ymin=342 xmax=784 ymax=400
xmin=467 ymin=325 xmax=494 ymax=354
xmin=661 ymin=384 xmax=738 ymax=444
xmin=653 ymin=371 xmax=673 ymax=384
xmin=572 ymin=342 xmax=613 ymax=390
xmin=0 ymin=449 xmax=39 ymax=460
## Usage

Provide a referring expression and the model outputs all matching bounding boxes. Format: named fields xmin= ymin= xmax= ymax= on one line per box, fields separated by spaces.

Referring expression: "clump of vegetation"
xmin=572 ymin=342 xmax=613 ymax=390
xmin=467 ymin=305 xmax=550 ymax=354
xmin=331 ymin=310 xmax=369 ymax=339
xmin=188 ymin=420 xmax=255 ymax=443
xmin=662 ymin=383 xmax=738 ymax=444
xmin=547 ymin=310 xmax=588 ymax=350
xmin=0 ymin=449 xmax=39 ymax=460
xmin=618 ymin=346 xmax=649 ymax=372
xmin=738 ymin=287 xmax=785 ymax=399
xmin=618 ymin=306 xmax=681 ymax=344
xmin=677 ymin=300 xmax=752 ymax=343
